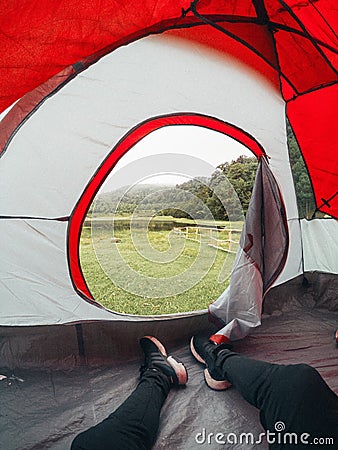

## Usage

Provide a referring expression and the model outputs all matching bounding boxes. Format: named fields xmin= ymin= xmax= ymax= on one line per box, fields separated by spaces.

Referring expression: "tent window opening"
xmin=79 ymin=125 xmax=259 ymax=315
xmin=286 ymin=121 xmax=317 ymax=220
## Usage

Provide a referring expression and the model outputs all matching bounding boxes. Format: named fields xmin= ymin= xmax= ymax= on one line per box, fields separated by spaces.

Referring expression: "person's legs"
xmin=72 ymin=336 xmax=187 ymax=450
xmin=214 ymin=350 xmax=338 ymax=437
xmin=71 ymin=369 xmax=170 ymax=450
xmin=191 ymin=336 xmax=338 ymax=448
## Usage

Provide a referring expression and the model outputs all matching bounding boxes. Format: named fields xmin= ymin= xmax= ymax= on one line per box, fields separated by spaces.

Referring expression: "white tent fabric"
xmin=0 ymin=33 xmax=315 ymax=326
xmin=1 ymin=36 xmax=296 ymax=218
xmin=0 ymin=219 xmax=111 ymax=325
xmin=301 ymin=219 xmax=338 ymax=274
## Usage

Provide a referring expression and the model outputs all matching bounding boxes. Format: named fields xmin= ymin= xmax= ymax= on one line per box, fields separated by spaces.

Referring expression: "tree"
xmin=89 ymin=128 xmax=318 ymax=221
xmin=165 ymin=157 xmax=257 ymax=221
xmin=89 ymin=157 xmax=259 ymax=220
xmin=287 ymin=122 xmax=316 ymax=218
xmin=218 ymin=155 xmax=258 ymax=215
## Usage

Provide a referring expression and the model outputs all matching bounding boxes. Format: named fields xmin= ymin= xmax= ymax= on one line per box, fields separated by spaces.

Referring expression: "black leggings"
xmin=214 ymin=350 xmax=338 ymax=449
xmin=71 ymin=355 xmax=338 ymax=450
xmin=71 ymin=369 xmax=170 ymax=450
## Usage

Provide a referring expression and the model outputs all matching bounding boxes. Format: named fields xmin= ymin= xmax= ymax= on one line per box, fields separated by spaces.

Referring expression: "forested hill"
xmin=90 ymin=156 xmax=258 ymax=221
xmin=91 ymin=127 xmax=316 ymax=220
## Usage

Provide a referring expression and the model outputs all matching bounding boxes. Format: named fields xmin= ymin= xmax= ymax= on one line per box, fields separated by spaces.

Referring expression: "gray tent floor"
xmin=1 ymin=306 xmax=337 ymax=450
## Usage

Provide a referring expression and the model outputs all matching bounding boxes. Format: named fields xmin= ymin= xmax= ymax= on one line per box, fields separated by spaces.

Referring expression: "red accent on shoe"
xmin=335 ymin=330 xmax=338 ymax=347
xmin=209 ymin=334 xmax=231 ymax=345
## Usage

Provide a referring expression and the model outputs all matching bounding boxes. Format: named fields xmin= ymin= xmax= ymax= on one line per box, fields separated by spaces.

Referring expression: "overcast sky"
xmin=100 ymin=125 xmax=252 ymax=192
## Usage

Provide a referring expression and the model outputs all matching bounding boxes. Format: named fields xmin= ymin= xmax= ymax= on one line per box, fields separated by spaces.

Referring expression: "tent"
xmin=0 ymin=1 xmax=337 ymax=448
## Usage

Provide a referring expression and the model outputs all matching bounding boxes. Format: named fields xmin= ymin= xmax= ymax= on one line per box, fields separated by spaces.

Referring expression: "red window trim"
xmin=67 ymin=113 xmax=265 ymax=300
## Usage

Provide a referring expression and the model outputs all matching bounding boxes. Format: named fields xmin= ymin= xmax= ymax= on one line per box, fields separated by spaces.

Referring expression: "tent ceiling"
xmin=0 ymin=1 xmax=337 ymax=110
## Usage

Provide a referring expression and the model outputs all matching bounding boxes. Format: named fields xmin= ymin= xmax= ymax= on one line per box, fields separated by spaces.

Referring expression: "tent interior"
xmin=1 ymin=275 xmax=337 ymax=449
xmin=0 ymin=1 xmax=337 ymax=449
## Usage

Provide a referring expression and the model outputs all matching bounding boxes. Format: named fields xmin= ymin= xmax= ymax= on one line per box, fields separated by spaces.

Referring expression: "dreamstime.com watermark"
xmin=195 ymin=422 xmax=335 ymax=446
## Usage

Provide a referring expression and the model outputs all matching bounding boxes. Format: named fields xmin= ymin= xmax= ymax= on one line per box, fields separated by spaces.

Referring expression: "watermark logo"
xmin=274 ymin=421 xmax=286 ymax=432
xmin=194 ymin=422 xmax=335 ymax=446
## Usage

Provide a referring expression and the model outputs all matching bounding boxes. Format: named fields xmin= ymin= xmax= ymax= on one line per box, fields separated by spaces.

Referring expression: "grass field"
xmin=80 ymin=218 xmax=242 ymax=315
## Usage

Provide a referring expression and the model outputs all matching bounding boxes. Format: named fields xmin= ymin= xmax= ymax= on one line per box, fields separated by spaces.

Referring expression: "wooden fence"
xmin=173 ymin=226 xmax=242 ymax=254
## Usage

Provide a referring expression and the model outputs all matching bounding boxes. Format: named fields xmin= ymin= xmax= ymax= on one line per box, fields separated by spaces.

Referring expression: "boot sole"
xmin=204 ymin=369 xmax=232 ymax=391
xmin=167 ymin=356 xmax=188 ymax=385
xmin=143 ymin=336 xmax=188 ymax=385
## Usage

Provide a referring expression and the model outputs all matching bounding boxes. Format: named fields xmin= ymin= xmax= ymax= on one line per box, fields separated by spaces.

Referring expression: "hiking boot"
xmin=140 ymin=336 xmax=188 ymax=386
xmin=190 ymin=334 xmax=232 ymax=391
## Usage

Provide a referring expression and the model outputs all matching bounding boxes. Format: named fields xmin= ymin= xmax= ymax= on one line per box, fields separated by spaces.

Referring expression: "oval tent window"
xmin=79 ymin=124 xmax=259 ymax=315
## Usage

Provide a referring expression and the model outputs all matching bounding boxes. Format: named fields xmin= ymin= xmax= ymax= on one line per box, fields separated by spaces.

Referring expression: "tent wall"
xmin=301 ymin=219 xmax=338 ymax=274
xmin=0 ymin=273 xmax=336 ymax=370
xmin=0 ymin=314 xmax=211 ymax=370
xmin=0 ymin=33 xmax=302 ymax=326
xmin=0 ymin=33 xmax=293 ymax=218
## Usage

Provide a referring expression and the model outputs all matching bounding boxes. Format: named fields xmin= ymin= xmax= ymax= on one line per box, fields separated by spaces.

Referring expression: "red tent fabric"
xmin=0 ymin=0 xmax=337 ymax=216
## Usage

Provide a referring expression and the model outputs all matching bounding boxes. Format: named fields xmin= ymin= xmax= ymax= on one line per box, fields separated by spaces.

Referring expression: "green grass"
xmin=80 ymin=219 xmax=242 ymax=315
